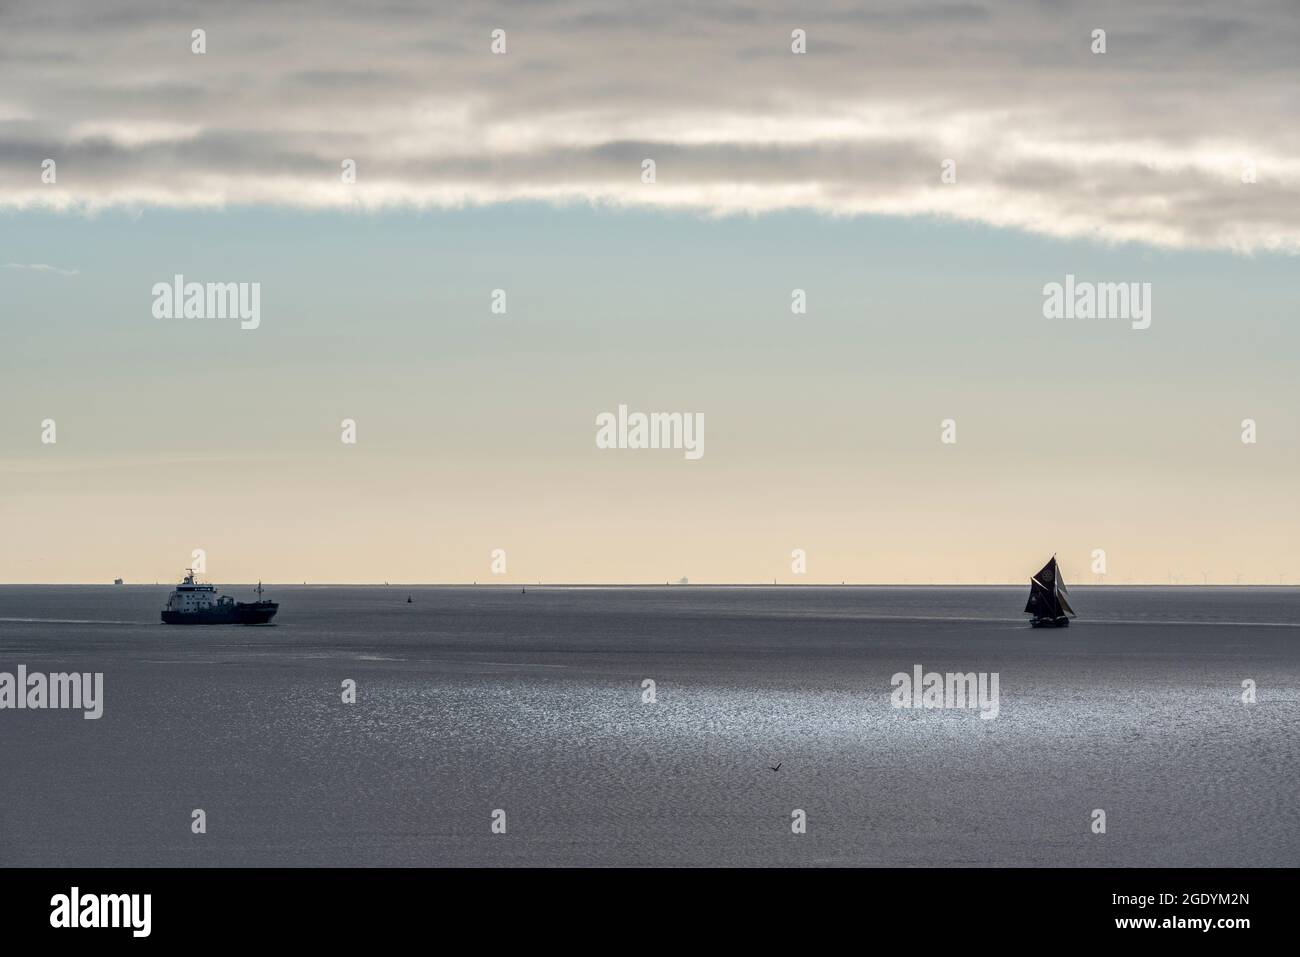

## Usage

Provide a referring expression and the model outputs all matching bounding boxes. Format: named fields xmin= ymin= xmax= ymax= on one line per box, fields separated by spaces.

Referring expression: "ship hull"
xmin=1029 ymin=616 xmax=1070 ymax=629
xmin=161 ymin=602 xmax=278 ymax=625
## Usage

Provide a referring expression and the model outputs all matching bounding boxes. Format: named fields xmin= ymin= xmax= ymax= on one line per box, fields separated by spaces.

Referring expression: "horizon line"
xmin=2 ymin=581 xmax=1296 ymax=589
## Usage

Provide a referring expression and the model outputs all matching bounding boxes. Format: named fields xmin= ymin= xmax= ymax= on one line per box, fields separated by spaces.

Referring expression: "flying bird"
xmin=768 ymin=763 xmax=782 ymax=772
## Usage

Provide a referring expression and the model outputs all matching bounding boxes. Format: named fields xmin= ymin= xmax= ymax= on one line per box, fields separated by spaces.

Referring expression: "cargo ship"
xmin=160 ymin=570 xmax=278 ymax=625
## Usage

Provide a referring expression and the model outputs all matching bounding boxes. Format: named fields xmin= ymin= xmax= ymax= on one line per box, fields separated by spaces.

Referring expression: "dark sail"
xmin=1024 ymin=556 xmax=1074 ymax=619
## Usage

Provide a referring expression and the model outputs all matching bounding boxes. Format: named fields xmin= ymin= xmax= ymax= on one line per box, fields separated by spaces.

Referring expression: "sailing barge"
xmin=1024 ymin=556 xmax=1075 ymax=628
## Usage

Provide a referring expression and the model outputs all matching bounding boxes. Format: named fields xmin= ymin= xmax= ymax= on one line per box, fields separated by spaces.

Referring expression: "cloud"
xmin=0 ymin=0 xmax=1298 ymax=252
xmin=2 ymin=262 xmax=79 ymax=276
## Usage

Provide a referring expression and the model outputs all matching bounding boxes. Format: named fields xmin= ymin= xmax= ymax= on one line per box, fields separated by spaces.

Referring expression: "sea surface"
xmin=0 ymin=585 xmax=1296 ymax=867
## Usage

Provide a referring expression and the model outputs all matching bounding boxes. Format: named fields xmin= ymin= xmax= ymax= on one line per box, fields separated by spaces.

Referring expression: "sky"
xmin=0 ymin=1 xmax=1297 ymax=584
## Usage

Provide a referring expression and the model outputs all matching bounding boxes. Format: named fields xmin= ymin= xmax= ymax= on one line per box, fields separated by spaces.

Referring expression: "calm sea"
xmin=1 ymin=585 xmax=1296 ymax=866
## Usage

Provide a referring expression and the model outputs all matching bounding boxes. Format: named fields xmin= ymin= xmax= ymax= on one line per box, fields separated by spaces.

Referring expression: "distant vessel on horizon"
xmin=1025 ymin=556 xmax=1075 ymax=628
xmin=161 ymin=570 xmax=278 ymax=625
xmin=113 ymin=578 xmax=123 ymax=585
